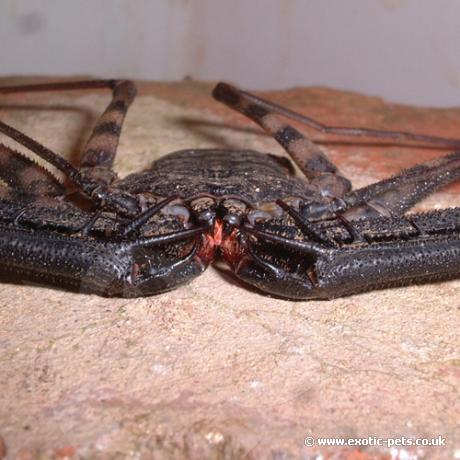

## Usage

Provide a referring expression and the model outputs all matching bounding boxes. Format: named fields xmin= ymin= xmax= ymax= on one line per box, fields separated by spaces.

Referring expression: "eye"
xmin=223 ymin=213 xmax=240 ymax=227
xmin=197 ymin=209 xmax=216 ymax=227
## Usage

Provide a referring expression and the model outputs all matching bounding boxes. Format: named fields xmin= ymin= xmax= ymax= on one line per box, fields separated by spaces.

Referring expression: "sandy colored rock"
xmin=0 ymin=78 xmax=459 ymax=459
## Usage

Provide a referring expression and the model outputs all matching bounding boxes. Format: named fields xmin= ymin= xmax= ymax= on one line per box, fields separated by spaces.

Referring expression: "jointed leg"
xmin=213 ymin=82 xmax=460 ymax=203
xmin=212 ymin=86 xmax=460 ymax=218
xmin=0 ymin=118 xmax=139 ymax=215
xmin=213 ymin=82 xmax=460 ymax=149
xmin=0 ymin=80 xmax=139 ymax=215
xmin=213 ymin=82 xmax=352 ymax=197
xmin=79 ymin=80 xmax=137 ymax=184
xmin=0 ymin=79 xmax=137 ymax=186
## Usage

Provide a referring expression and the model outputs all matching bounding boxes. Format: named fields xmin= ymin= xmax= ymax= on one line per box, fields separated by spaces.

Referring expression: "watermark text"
xmin=304 ymin=435 xmax=446 ymax=448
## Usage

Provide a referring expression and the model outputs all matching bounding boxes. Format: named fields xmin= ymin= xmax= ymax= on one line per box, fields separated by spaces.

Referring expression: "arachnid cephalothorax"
xmin=1 ymin=80 xmax=460 ymax=299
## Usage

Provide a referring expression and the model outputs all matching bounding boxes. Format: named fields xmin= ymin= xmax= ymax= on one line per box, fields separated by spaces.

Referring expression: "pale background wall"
xmin=1 ymin=0 xmax=460 ymax=106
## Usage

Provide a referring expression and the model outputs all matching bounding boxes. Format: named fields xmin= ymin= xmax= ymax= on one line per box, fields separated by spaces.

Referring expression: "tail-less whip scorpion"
xmin=0 ymin=79 xmax=460 ymax=298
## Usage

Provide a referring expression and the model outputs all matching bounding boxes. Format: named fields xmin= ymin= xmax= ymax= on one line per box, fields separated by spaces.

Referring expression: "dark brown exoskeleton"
xmin=1 ymin=80 xmax=460 ymax=299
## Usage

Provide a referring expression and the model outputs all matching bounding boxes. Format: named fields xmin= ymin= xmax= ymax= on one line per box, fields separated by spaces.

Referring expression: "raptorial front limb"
xmin=237 ymin=211 xmax=460 ymax=299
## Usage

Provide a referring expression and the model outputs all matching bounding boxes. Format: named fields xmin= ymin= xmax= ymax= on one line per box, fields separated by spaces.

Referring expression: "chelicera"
xmin=1 ymin=79 xmax=460 ymax=298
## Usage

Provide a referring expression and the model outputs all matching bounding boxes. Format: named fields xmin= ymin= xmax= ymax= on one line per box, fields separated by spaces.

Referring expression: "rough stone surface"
xmin=0 ymin=78 xmax=459 ymax=459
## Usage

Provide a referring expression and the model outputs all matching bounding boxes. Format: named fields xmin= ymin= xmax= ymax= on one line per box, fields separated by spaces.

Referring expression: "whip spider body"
xmin=0 ymin=80 xmax=460 ymax=298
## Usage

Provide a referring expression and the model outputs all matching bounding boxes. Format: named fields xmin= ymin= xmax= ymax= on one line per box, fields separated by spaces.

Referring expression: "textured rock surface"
xmin=0 ymin=78 xmax=459 ymax=459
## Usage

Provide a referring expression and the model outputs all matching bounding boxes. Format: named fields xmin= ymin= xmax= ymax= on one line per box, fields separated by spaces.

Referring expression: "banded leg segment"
xmin=0 ymin=119 xmax=139 ymax=215
xmin=0 ymin=79 xmax=137 ymax=186
xmin=0 ymin=80 xmax=140 ymax=215
xmin=213 ymin=82 xmax=460 ymax=149
xmin=80 ymin=80 xmax=137 ymax=184
xmin=213 ymin=82 xmax=352 ymax=197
